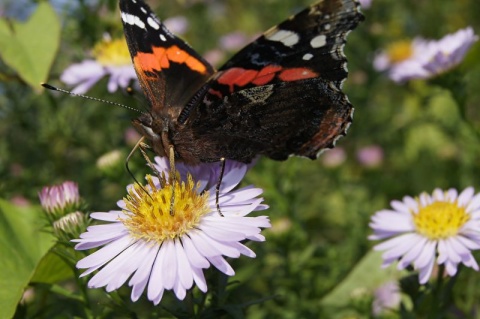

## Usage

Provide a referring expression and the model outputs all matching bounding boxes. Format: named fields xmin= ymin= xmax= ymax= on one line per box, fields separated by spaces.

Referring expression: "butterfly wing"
xmin=176 ymin=0 xmax=363 ymax=162
xmin=119 ymin=0 xmax=214 ymax=114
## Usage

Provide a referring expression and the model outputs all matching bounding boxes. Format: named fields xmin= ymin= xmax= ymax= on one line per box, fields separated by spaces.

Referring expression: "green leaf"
xmin=0 ymin=199 xmax=55 ymax=319
xmin=31 ymin=251 xmax=74 ymax=284
xmin=320 ymin=250 xmax=405 ymax=308
xmin=0 ymin=2 xmax=60 ymax=91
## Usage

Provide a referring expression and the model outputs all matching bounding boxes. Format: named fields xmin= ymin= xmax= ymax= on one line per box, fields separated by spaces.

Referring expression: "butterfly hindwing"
xmin=176 ymin=77 xmax=353 ymax=162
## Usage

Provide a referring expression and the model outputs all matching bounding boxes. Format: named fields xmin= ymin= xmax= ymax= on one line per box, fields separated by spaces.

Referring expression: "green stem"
xmin=431 ymin=264 xmax=445 ymax=319
xmin=185 ymin=289 xmax=196 ymax=318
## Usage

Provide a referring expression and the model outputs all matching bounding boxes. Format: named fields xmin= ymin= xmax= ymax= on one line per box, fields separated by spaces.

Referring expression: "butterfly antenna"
xmin=41 ymin=83 xmax=143 ymax=114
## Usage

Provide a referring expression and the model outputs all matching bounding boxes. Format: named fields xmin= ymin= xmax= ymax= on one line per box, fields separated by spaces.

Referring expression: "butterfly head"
xmin=132 ymin=113 xmax=169 ymax=158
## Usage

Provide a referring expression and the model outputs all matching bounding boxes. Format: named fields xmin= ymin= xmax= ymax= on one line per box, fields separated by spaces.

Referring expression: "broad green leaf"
xmin=320 ymin=250 xmax=404 ymax=308
xmin=0 ymin=199 xmax=55 ymax=319
xmin=0 ymin=2 xmax=60 ymax=91
xmin=31 ymin=251 xmax=74 ymax=284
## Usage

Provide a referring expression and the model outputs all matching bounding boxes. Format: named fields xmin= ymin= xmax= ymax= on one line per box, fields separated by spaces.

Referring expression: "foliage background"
xmin=1 ymin=0 xmax=480 ymax=318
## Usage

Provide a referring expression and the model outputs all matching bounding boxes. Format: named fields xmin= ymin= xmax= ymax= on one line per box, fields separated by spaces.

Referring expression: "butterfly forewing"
xmin=120 ymin=0 xmax=214 ymax=111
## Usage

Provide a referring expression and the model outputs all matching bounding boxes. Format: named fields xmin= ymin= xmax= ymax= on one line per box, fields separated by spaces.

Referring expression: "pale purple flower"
xmin=374 ymin=27 xmax=478 ymax=82
xmin=39 ymin=181 xmax=80 ymax=215
xmin=372 ymin=281 xmax=401 ymax=316
xmin=359 ymin=0 xmax=372 ymax=9
xmin=164 ymin=16 xmax=188 ymax=35
xmin=357 ymin=145 xmax=383 ymax=167
xmin=219 ymin=32 xmax=250 ymax=51
xmin=60 ymin=37 xmax=136 ymax=94
xmin=203 ymin=49 xmax=226 ymax=67
xmin=74 ymin=157 xmax=270 ymax=305
xmin=369 ymin=187 xmax=480 ymax=284
xmin=322 ymin=147 xmax=346 ymax=167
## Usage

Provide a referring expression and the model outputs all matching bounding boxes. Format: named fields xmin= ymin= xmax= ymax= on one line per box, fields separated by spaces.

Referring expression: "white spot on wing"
xmin=147 ymin=17 xmax=160 ymax=30
xmin=140 ymin=7 xmax=147 ymax=14
xmin=265 ymin=29 xmax=299 ymax=47
xmin=121 ymin=12 xmax=145 ymax=29
xmin=160 ymin=34 xmax=167 ymax=41
xmin=324 ymin=23 xmax=331 ymax=30
xmin=303 ymin=53 xmax=313 ymax=60
xmin=310 ymin=35 xmax=327 ymax=48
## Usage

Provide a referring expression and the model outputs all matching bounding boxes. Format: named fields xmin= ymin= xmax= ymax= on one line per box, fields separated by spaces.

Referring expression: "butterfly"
xmin=120 ymin=0 xmax=364 ymax=165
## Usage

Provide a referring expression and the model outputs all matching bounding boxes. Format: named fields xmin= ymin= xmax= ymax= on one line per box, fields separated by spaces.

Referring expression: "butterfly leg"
xmin=215 ymin=158 xmax=226 ymax=217
xmin=169 ymin=146 xmax=176 ymax=216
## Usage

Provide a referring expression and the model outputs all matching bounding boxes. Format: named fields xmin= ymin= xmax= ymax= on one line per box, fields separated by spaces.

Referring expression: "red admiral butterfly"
xmin=120 ymin=0 xmax=363 ymax=165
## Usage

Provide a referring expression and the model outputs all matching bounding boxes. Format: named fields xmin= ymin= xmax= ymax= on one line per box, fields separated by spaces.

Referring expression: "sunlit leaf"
xmin=0 ymin=2 xmax=60 ymax=91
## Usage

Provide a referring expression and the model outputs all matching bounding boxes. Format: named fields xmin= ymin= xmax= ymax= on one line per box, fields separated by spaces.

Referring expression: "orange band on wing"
xmin=216 ymin=65 xmax=319 ymax=92
xmin=278 ymin=68 xmax=318 ymax=81
xmin=133 ymin=45 xmax=208 ymax=74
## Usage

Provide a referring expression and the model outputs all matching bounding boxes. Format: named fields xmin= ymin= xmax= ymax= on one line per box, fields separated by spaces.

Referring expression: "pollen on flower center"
xmin=386 ymin=40 xmax=413 ymax=63
xmin=92 ymin=38 xmax=131 ymax=66
xmin=412 ymin=201 xmax=470 ymax=239
xmin=121 ymin=174 xmax=210 ymax=243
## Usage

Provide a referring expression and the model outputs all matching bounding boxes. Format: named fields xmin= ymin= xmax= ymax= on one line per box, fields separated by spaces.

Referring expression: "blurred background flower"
xmin=356 ymin=145 xmax=383 ymax=168
xmin=60 ymin=35 xmax=136 ymax=94
xmin=374 ymin=27 xmax=478 ymax=82
xmin=372 ymin=281 xmax=401 ymax=317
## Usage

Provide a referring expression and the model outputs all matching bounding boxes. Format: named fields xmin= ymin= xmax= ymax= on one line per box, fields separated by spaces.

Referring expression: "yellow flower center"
xmin=386 ymin=40 xmax=413 ymax=63
xmin=121 ymin=174 xmax=210 ymax=243
xmin=412 ymin=201 xmax=470 ymax=240
xmin=92 ymin=38 xmax=131 ymax=66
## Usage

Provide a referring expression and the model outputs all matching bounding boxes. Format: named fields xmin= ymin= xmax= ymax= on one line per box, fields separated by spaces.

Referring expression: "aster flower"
xmin=356 ymin=145 xmax=383 ymax=168
xmin=358 ymin=0 xmax=372 ymax=9
xmin=369 ymin=187 xmax=480 ymax=284
xmin=74 ymin=157 xmax=270 ymax=305
xmin=39 ymin=181 xmax=81 ymax=219
xmin=372 ymin=281 xmax=401 ymax=316
xmin=60 ymin=35 xmax=136 ymax=94
xmin=373 ymin=27 xmax=478 ymax=82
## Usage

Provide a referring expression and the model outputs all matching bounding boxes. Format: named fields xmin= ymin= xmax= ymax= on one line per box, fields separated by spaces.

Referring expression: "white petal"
xmin=181 ymin=235 xmax=210 ymax=268
xmin=415 ymin=240 xmax=436 ymax=269
xmin=164 ymin=240 xmax=178 ymax=290
xmin=196 ymin=231 xmax=241 ymax=258
xmin=175 ymin=239 xmax=194 ymax=290
xmin=152 ymin=288 xmax=164 ymax=306
xmin=418 ymin=255 xmax=435 ymax=284
xmin=173 ymin=279 xmax=186 ymax=300
xmin=207 ymin=255 xmax=234 ymax=276
xmin=458 ymin=187 xmax=474 ymax=207
xmin=191 ymin=267 xmax=207 ymax=292
xmin=147 ymin=243 xmax=168 ymax=301
xmin=466 ymin=193 xmax=480 ymax=212
xmin=90 ymin=211 xmax=124 ymax=221
xmin=398 ymin=236 xmax=428 ymax=268
xmin=189 ymin=230 xmax=222 ymax=257
xmin=76 ymin=235 xmax=133 ymax=269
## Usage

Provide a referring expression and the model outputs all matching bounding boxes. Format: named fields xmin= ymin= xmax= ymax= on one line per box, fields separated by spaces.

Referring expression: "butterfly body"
xmin=120 ymin=0 xmax=364 ymax=164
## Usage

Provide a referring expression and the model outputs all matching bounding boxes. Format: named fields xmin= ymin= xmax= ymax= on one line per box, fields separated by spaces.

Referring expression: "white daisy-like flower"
xmin=373 ymin=27 xmax=478 ymax=82
xmin=60 ymin=35 xmax=136 ymax=94
xmin=369 ymin=187 xmax=480 ymax=284
xmin=73 ymin=157 xmax=270 ymax=304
